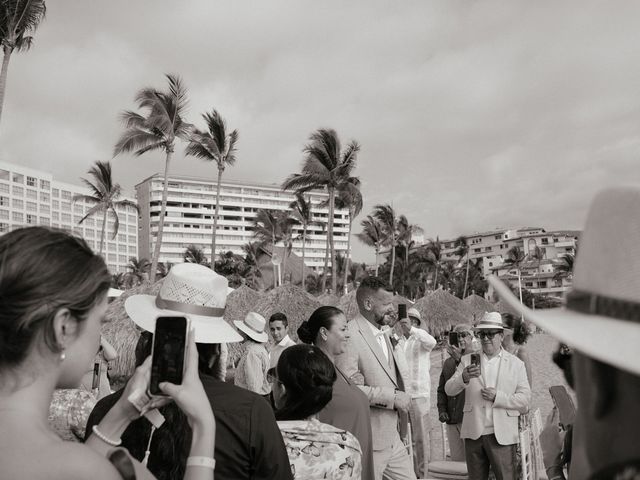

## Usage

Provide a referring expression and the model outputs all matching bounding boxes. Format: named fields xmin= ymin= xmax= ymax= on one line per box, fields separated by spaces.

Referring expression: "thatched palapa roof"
xmin=427 ymin=289 xmax=475 ymax=322
xmin=412 ymin=294 xmax=469 ymax=337
xmin=317 ymin=293 xmax=340 ymax=307
xmin=463 ymin=294 xmax=496 ymax=322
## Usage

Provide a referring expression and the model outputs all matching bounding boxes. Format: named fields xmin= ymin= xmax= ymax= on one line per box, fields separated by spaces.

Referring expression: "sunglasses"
xmin=477 ymin=330 xmax=502 ymax=340
xmin=458 ymin=332 xmax=471 ymax=338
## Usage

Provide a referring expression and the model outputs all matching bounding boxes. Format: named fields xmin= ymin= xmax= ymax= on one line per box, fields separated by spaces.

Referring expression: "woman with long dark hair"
xmin=297 ymin=306 xmax=374 ymax=480
xmin=0 ymin=227 xmax=215 ymax=480
xmin=272 ymin=344 xmax=362 ymax=479
xmin=502 ymin=313 xmax=533 ymax=386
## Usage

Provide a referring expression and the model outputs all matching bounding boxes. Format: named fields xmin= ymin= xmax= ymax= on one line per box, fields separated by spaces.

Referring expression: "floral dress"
xmin=278 ymin=418 xmax=362 ymax=480
xmin=48 ymin=387 xmax=97 ymax=441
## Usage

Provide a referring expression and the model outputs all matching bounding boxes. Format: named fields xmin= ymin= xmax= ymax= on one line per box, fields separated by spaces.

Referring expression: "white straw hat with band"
xmin=234 ymin=311 xmax=268 ymax=343
xmin=474 ymin=311 xmax=505 ymax=330
xmin=125 ymin=263 xmax=242 ymax=344
xmin=489 ymin=187 xmax=640 ymax=377
xmin=407 ymin=307 xmax=422 ymax=324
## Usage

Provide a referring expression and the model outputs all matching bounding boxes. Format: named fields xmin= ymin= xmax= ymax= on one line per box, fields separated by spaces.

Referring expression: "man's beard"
xmin=374 ymin=312 xmax=389 ymax=326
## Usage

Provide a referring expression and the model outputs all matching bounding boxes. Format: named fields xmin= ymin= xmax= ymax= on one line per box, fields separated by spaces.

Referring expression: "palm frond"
xmin=78 ymin=203 xmax=104 ymax=224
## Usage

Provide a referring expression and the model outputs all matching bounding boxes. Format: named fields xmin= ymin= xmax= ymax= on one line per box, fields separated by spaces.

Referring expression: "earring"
xmin=60 ymin=349 xmax=66 ymax=362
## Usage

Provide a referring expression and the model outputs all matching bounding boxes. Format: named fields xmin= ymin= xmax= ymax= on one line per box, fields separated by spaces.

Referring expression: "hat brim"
xmin=125 ymin=295 xmax=242 ymax=344
xmin=233 ymin=320 xmax=268 ymax=343
xmin=488 ymin=275 xmax=640 ymax=377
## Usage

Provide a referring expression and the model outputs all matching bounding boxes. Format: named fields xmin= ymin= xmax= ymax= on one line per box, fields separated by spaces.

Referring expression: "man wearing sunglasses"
xmin=445 ymin=312 xmax=531 ymax=480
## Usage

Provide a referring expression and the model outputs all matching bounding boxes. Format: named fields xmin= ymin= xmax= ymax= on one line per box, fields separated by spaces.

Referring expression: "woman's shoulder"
xmin=36 ymin=442 xmax=127 ymax=480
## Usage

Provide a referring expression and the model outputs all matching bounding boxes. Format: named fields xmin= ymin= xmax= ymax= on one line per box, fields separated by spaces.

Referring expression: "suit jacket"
xmin=335 ymin=314 xmax=409 ymax=451
xmin=444 ymin=349 xmax=531 ymax=446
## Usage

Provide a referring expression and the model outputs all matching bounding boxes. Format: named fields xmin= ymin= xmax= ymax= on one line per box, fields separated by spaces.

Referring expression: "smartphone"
xmin=149 ymin=316 xmax=189 ymax=396
xmin=549 ymin=385 xmax=576 ymax=430
xmin=470 ymin=353 xmax=481 ymax=368
xmin=91 ymin=361 xmax=101 ymax=390
xmin=449 ymin=331 xmax=459 ymax=348
xmin=398 ymin=304 xmax=407 ymax=320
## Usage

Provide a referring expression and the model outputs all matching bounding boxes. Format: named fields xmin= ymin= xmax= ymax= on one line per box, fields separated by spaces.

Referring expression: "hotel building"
xmin=135 ymin=173 xmax=350 ymax=270
xmin=0 ymin=160 xmax=138 ymax=273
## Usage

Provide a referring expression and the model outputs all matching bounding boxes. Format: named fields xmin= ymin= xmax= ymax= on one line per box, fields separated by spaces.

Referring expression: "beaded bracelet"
xmin=186 ymin=456 xmax=216 ymax=470
xmin=92 ymin=425 xmax=122 ymax=447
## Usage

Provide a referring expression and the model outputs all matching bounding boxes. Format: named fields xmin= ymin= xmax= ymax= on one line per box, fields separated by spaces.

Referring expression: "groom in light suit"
xmin=445 ymin=312 xmax=531 ymax=480
xmin=336 ymin=276 xmax=416 ymax=480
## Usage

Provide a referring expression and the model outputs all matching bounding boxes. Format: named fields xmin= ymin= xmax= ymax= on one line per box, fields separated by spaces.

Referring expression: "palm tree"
xmin=357 ymin=215 xmax=385 ymax=276
xmin=454 ymin=236 xmax=470 ymax=298
xmin=278 ymin=211 xmax=295 ymax=284
xmin=0 ymin=0 xmax=46 ymax=124
xmin=502 ymin=245 xmax=526 ymax=305
xmin=114 ymin=74 xmax=191 ymax=283
xmin=397 ymin=215 xmax=423 ymax=296
xmin=242 ymin=241 xmax=263 ymax=289
xmin=282 ymin=128 xmax=360 ymax=294
xmin=289 ymin=193 xmax=314 ymax=289
xmin=184 ymin=244 xmax=209 ymax=266
xmin=252 ymin=209 xmax=283 ymax=287
xmin=125 ymin=257 xmax=150 ymax=288
xmin=373 ymin=204 xmax=398 ymax=287
xmin=332 ymin=178 xmax=362 ymax=295
xmin=185 ymin=109 xmax=239 ymax=266
xmin=73 ymin=161 xmax=138 ymax=256
xmin=424 ymin=237 xmax=444 ymax=290
xmin=553 ymin=252 xmax=575 ymax=280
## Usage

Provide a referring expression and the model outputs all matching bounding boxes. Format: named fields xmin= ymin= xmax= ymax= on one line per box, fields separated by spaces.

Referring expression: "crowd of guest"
xmin=4 ymin=186 xmax=640 ymax=480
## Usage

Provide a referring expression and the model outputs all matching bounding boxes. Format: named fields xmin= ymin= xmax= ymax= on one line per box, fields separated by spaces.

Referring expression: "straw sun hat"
xmin=234 ymin=312 xmax=269 ymax=343
xmin=489 ymin=187 xmax=640 ymax=376
xmin=125 ymin=263 xmax=242 ymax=344
xmin=474 ymin=311 xmax=506 ymax=330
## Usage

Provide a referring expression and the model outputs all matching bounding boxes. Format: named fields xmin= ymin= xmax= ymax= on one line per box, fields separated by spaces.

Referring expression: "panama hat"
xmin=489 ymin=187 xmax=640 ymax=376
xmin=407 ymin=307 xmax=422 ymax=325
xmin=234 ymin=311 xmax=269 ymax=343
xmin=125 ymin=263 xmax=242 ymax=344
xmin=474 ymin=311 xmax=505 ymax=330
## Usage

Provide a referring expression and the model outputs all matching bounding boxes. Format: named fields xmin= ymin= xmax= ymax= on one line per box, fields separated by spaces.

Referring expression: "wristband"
xmin=92 ymin=425 xmax=122 ymax=447
xmin=186 ymin=456 xmax=216 ymax=470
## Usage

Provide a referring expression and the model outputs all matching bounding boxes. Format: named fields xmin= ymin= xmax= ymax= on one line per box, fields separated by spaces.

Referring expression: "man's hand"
xmin=446 ymin=344 xmax=462 ymax=363
xmin=481 ymin=387 xmax=496 ymax=402
xmin=439 ymin=412 xmax=450 ymax=423
xmin=398 ymin=317 xmax=412 ymax=336
xmin=349 ymin=372 xmax=365 ymax=385
xmin=394 ymin=391 xmax=411 ymax=413
xmin=462 ymin=364 xmax=481 ymax=383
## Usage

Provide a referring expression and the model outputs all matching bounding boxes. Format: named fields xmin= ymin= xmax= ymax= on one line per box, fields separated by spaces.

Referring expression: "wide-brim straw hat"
xmin=489 ymin=187 xmax=640 ymax=377
xmin=125 ymin=263 xmax=242 ymax=344
xmin=234 ymin=311 xmax=269 ymax=343
xmin=474 ymin=311 xmax=505 ymax=330
xmin=407 ymin=307 xmax=422 ymax=325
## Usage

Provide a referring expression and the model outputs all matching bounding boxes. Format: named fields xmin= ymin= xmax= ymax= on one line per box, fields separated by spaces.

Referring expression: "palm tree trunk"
xmin=342 ymin=216 xmax=353 ymax=295
xmin=328 ymin=187 xmax=338 ymax=295
xmin=282 ymin=241 xmax=289 ymax=284
xmin=403 ymin=242 xmax=410 ymax=296
xmin=210 ymin=167 xmax=223 ymax=269
xmin=517 ymin=268 xmax=523 ymax=304
xmin=301 ymin=225 xmax=307 ymax=289
xmin=433 ymin=263 xmax=439 ymax=290
xmin=150 ymin=149 xmax=173 ymax=284
xmin=320 ymin=225 xmax=330 ymax=293
xmin=389 ymin=237 xmax=396 ymax=288
xmin=374 ymin=246 xmax=379 ymax=276
xmin=463 ymin=256 xmax=470 ymax=298
xmin=98 ymin=209 xmax=108 ymax=256
xmin=0 ymin=46 xmax=13 ymax=125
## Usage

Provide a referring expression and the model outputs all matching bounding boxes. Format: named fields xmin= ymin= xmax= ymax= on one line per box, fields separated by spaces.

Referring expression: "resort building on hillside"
xmin=135 ymin=173 xmax=350 ymax=272
xmin=0 ymin=160 xmax=138 ymax=273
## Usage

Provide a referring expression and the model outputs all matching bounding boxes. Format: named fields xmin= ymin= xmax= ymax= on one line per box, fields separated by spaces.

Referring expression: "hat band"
xmin=242 ymin=319 xmax=265 ymax=335
xmin=155 ymin=296 xmax=225 ymax=317
xmin=567 ymin=290 xmax=640 ymax=323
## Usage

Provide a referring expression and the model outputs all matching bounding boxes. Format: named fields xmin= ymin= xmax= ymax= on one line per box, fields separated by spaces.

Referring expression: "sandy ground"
xmin=426 ymin=334 xmax=568 ymax=461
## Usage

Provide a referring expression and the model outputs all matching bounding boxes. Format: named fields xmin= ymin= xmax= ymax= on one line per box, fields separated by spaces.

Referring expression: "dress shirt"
xmin=482 ymin=348 xmax=504 ymax=434
xmin=402 ymin=326 xmax=437 ymax=398
xmin=366 ymin=319 xmax=389 ymax=362
xmin=235 ymin=342 xmax=271 ymax=395
xmin=269 ymin=334 xmax=297 ymax=368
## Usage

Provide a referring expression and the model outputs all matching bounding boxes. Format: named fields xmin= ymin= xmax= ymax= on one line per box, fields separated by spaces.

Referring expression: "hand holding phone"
xmin=449 ymin=331 xmax=459 ymax=348
xmin=149 ymin=316 xmax=190 ymax=396
xmin=398 ymin=304 xmax=407 ymax=320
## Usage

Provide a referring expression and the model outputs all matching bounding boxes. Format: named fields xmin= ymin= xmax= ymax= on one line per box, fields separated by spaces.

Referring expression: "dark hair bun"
xmin=297 ymin=321 xmax=314 ymax=344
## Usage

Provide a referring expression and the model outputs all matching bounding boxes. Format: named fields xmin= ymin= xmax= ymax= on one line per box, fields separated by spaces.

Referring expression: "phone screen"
xmin=91 ymin=361 xmax=101 ymax=390
xmin=449 ymin=331 xmax=459 ymax=348
xmin=398 ymin=304 xmax=407 ymax=319
xmin=470 ymin=353 xmax=481 ymax=367
xmin=149 ymin=316 xmax=188 ymax=396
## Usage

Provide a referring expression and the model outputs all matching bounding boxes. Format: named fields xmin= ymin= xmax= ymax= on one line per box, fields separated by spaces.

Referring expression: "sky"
xmin=2 ymin=0 xmax=640 ymax=262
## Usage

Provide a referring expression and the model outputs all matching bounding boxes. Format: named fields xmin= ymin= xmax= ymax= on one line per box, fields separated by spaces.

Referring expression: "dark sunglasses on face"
xmin=459 ymin=332 xmax=471 ymax=338
xmin=478 ymin=330 xmax=502 ymax=340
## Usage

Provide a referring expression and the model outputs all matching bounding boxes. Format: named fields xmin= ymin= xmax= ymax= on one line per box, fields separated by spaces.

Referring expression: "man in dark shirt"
xmin=437 ymin=324 xmax=475 ymax=462
xmin=86 ymin=336 xmax=292 ymax=480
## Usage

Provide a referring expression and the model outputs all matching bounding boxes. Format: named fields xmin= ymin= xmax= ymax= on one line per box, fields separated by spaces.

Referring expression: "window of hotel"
xmin=26 ymin=176 xmax=37 ymax=187
xmin=485 ymin=246 xmax=492 ymax=252
xmin=52 ymin=212 xmax=59 ymax=220
xmin=0 ymin=223 xmax=7 ymax=232
xmin=73 ymin=216 xmax=82 ymax=224
xmin=0 ymin=196 xmax=7 ymax=206
xmin=119 ymin=255 xmax=127 ymax=263
xmin=0 ymin=210 xmax=7 ymax=220
xmin=39 ymin=217 xmax=50 ymax=226
xmin=62 ymin=201 xmax=71 ymax=210
xmin=108 ymin=254 xmax=117 ymax=262
xmin=52 ymin=188 xmax=59 ymax=197
xmin=26 ymin=214 xmax=35 ymax=224
xmin=12 ymin=174 xmax=23 ymax=183
xmin=129 ymin=246 xmax=137 ymax=254
xmin=541 ymin=238 xmax=549 ymax=245
xmin=85 ymin=229 xmax=94 ymax=238
xmin=108 ymin=243 xmax=116 ymax=252
xmin=473 ymin=248 xmax=481 ymax=253
xmin=12 ymin=212 xmax=22 ymax=222
xmin=40 ymin=192 xmax=50 ymax=203
xmin=524 ymin=282 xmax=533 ymax=287
xmin=74 ymin=204 xmax=83 ymax=214
xmin=12 ymin=199 xmax=23 ymax=209
xmin=85 ymin=218 xmax=94 ymax=227
xmin=26 ymin=202 xmax=37 ymax=212
xmin=52 ymin=200 xmax=59 ymax=209
xmin=539 ymin=281 xmax=547 ymax=288
xmin=61 ymin=190 xmax=71 ymax=200
xmin=40 ymin=179 xmax=50 ymax=190
xmin=13 ymin=186 xmax=23 ymax=196
xmin=0 ymin=184 xmax=8 ymax=194
xmin=128 ymin=225 xmax=136 ymax=233
xmin=61 ymin=213 xmax=71 ymax=223
xmin=118 ymin=234 xmax=126 ymax=243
